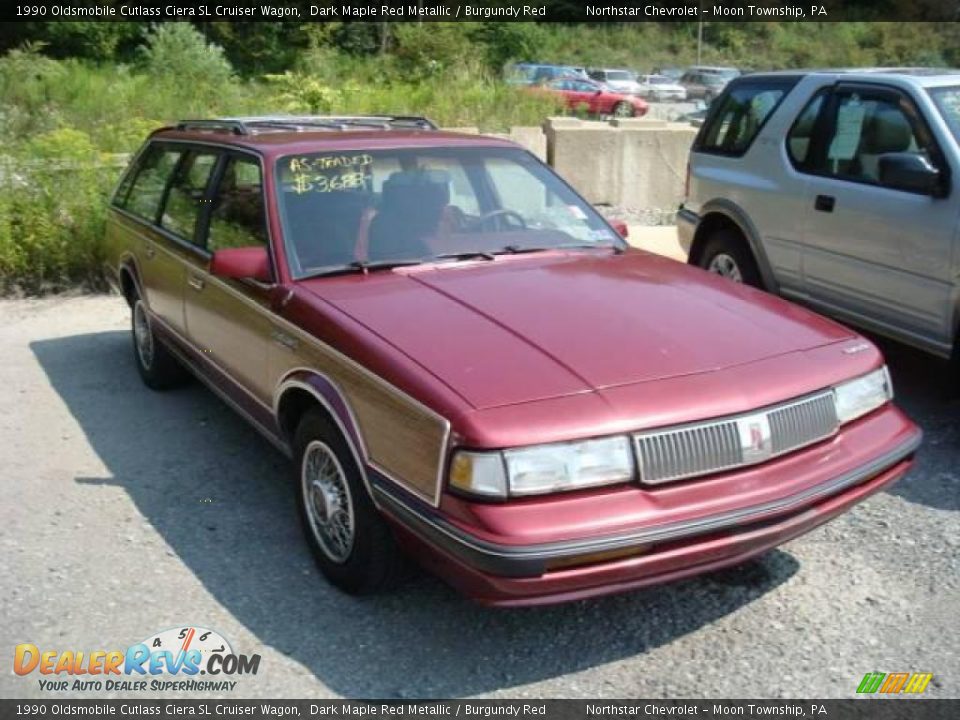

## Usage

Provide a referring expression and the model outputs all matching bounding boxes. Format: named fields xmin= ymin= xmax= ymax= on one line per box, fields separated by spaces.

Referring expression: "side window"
xmin=120 ymin=145 xmax=182 ymax=222
xmin=160 ymin=151 xmax=219 ymax=242
xmin=787 ymin=91 xmax=827 ymax=168
xmin=207 ymin=156 xmax=268 ymax=251
xmin=814 ymin=92 xmax=927 ymax=185
xmin=697 ymin=80 xmax=795 ymax=156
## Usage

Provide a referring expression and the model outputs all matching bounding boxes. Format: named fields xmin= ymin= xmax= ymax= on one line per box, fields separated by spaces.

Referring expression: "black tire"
xmin=613 ymin=101 xmax=635 ymax=118
xmin=130 ymin=292 xmax=190 ymax=391
xmin=294 ymin=408 xmax=405 ymax=595
xmin=697 ymin=229 xmax=764 ymax=289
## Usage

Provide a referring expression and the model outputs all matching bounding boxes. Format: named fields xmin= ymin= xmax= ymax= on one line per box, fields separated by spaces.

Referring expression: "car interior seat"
xmin=855 ymin=106 xmax=916 ymax=182
xmin=366 ymin=170 xmax=450 ymax=262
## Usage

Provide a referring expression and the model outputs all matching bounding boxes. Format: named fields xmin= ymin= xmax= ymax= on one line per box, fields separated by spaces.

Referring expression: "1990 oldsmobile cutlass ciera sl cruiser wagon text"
xmin=104 ymin=115 xmax=921 ymax=606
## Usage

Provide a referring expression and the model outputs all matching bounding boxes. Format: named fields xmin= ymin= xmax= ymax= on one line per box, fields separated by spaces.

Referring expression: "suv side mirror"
xmin=878 ymin=153 xmax=943 ymax=196
xmin=210 ymin=246 xmax=272 ymax=283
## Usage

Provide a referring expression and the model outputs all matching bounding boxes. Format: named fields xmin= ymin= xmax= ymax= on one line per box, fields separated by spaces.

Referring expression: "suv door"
xmin=184 ymin=152 xmax=275 ymax=409
xmin=797 ymin=83 xmax=959 ymax=352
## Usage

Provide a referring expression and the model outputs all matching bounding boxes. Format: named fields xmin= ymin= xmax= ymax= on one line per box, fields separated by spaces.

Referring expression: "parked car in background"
xmin=636 ymin=74 xmax=688 ymax=102
xmin=529 ymin=77 xmax=649 ymax=117
xmin=680 ymin=68 xmax=960 ymax=368
xmin=653 ymin=66 xmax=686 ymax=82
xmin=587 ymin=68 xmax=645 ymax=96
xmin=680 ymin=70 xmax=733 ymax=102
xmin=505 ymin=63 xmax=587 ymax=86
xmin=105 ymin=114 xmax=920 ymax=605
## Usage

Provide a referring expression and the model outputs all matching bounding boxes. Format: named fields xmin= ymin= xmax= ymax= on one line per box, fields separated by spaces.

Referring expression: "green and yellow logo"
xmin=857 ymin=672 xmax=933 ymax=694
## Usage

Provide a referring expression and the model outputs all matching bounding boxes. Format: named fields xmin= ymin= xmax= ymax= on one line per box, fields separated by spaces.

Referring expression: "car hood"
xmin=299 ymin=251 xmax=855 ymax=410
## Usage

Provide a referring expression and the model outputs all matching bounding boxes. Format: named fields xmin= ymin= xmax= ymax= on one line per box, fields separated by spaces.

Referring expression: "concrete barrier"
xmin=544 ymin=116 xmax=697 ymax=214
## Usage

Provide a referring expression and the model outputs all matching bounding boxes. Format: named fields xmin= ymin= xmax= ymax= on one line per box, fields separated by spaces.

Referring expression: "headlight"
xmin=449 ymin=436 xmax=634 ymax=499
xmin=833 ymin=366 xmax=893 ymax=425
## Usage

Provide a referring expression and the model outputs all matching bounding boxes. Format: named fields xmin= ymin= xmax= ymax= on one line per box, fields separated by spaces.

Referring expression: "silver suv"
xmin=679 ymin=69 xmax=960 ymax=364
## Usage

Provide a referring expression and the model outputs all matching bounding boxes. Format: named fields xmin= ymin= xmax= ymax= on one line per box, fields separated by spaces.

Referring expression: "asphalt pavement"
xmin=1 ymin=293 xmax=957 ymax=699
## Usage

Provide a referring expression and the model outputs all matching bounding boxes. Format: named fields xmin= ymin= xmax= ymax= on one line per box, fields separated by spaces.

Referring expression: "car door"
xmin=798 ymin=83 xmax=959 ymax=351
xmin=113 ymin=143 xmax=188 ymax=333
xmin=574 ymin=81 xmax=605 ymax=113
xmin=183 ymin=152 xmax=276 ymax=408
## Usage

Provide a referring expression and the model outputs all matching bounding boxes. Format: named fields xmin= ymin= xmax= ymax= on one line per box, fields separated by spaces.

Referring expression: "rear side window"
xmin=118 ymin=145 xmax=182 ymax=222
xmin=696 ymin=79 xmax=797 ymax=156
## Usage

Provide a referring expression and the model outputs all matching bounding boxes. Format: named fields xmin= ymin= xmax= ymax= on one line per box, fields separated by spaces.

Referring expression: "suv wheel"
xmin=131 ymin=293 xmax=190 ymax=390
xmin=294 ymin=408 xmax=405 ymax=595
xmin=698 ymin=230 xmax=763 ymax=288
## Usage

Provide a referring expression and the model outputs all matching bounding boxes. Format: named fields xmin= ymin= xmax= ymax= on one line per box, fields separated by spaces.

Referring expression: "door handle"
xmin=187 ymin=276 xmax=205 ymax=292
xmin=814 ymin=195 xmax=835 ymax=212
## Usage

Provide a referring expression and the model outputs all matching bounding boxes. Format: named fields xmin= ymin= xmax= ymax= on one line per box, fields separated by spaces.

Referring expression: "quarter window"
xmin=697 ymin=80 xmax=796 ymax=156
xmin=120 ymin=145 xmax=182 ymax=222
xmin=160 ymin=151 xmax=219 ymax=242
xmin=207 ymin=156 xmax=268 ymax=251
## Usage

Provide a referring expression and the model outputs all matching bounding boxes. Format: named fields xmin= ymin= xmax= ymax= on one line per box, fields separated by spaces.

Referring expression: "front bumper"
xmin=374 ymin=406 xmax=920 ymax=606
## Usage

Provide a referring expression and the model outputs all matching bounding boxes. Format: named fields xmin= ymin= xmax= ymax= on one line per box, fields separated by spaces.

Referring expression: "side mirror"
xmin=610 ymin=220 xmax=630 ymax=239
xmin=878 ymin=153 xmax=943 ymax=196
xmin=210 ymin=246 xmax=272 ymax=283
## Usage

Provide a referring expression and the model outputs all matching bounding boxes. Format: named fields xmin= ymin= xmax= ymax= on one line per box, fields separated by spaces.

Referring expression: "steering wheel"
xmin=476 ymin=209 xmax=527 ymax=231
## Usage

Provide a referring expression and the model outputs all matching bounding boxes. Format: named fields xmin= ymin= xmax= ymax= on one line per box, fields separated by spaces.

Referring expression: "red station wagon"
xmin=105 ymin=115 xmax=921 ymax=606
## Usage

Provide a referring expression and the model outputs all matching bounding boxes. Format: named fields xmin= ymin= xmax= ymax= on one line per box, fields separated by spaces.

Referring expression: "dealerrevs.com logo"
xmin=14 ymin=626 xmax=261 ymax=693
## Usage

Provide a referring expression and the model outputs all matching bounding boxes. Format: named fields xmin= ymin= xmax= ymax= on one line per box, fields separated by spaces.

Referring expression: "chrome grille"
xmin=768 ymin=391 xmax=838 ymax=455
xmin=636 ymin=421 xmax=742 ymax=485
xmin=634 ymin=391 xmax=838 ymax=485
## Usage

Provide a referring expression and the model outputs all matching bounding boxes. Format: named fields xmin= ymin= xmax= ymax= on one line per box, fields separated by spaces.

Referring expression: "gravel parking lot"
xmin=1 ymin=293 xmax=957 ymax=699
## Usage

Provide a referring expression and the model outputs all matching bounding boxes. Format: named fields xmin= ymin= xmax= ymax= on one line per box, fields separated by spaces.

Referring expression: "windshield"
xmin=929 ymin=86 xmax=960 ymax=143
xmin=275 ymin=147 xmax=624 ymax=278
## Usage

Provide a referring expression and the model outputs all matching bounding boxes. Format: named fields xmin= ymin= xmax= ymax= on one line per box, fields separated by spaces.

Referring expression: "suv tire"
xmin=294 ymin=408 xmax=406 ymax=595
xmin=131 ymin=293 xmax=190 ymax=390
xmin=698 ymin=229 xmax=764 ymax=289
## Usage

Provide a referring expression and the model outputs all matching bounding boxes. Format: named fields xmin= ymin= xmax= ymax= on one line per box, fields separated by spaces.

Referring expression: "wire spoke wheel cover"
xmin=707 ymin=253 xmax=744 ymax=283
xmin=301 ymin=440 xmax=355 ymax=564
xmin=133 ymin=300 xmax=154 ymax=370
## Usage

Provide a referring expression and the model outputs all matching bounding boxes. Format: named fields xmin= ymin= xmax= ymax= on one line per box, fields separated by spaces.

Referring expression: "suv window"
xmin=160 ymin=150 xmax=220 ymax=243
xmin=207 ymin=156 xmax=268 ymax=251
xmin=119 ymin=145 xmax=182 ymax=222
xmin=813 ymin=90 xmax=929 ymax=185
xmin=697 ymin=79 xmax=796 ymax=156
xmin=787 ymin=91 xmax=827 ymax=167
xmin=929 ymin=86 xmax=960 ymax=143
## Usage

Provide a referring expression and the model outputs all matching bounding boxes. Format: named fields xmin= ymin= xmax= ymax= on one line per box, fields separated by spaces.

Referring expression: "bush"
xmin=0 ymin=127 xmax=115 ymax=293
xmin=138 ymin=23 xmax=234 ymax=87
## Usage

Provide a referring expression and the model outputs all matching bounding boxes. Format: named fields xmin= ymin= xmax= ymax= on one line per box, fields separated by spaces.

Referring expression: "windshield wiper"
xmin=350 ymin=259 xmax=424 ymax=273
xmin=431 ymin=251 xmax=496 ymax=262
xmin=498 ymin=242 xmax=625 ymax=255
xmin=301 ymin=258 xmax=424 ymax=279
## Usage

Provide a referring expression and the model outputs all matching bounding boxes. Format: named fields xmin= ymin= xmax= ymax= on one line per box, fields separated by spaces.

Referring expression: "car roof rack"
xmin=174 ymin=115 xmax=438 ymax=135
